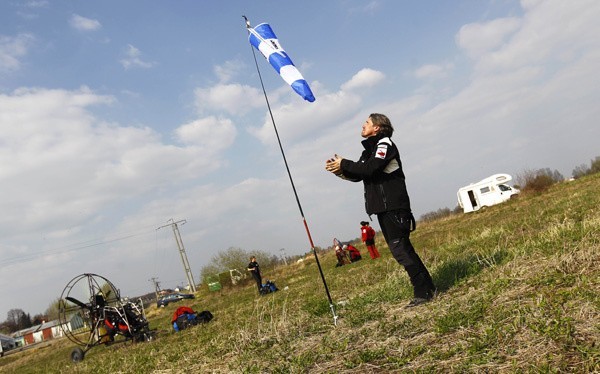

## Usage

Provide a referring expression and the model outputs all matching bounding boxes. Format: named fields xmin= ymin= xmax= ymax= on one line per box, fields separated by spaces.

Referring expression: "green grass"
xmin=2 ymin=174 xmax=599 ymax=373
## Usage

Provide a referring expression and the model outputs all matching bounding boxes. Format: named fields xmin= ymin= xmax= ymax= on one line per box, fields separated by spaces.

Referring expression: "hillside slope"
xmin=2 ymin=174 xmax=599 ymax=373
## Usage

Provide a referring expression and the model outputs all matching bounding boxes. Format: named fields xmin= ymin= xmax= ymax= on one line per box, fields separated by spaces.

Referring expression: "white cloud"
xmin=346 ymin=0 xmax=383 ymax=15
xmin=0 ymin=87 xmax=230 ymax=240
xmin=70 ymin=14 xmax=102 ymax=31
xmin=214 ymin=60 xmax=245 ymax=83
xmin=340 ymin=68 xmax=385 ymax=91
xmin=456 ymin=17 xmax=521 ymax=60
xmin=175 ymin=116 xmax=237 ymax=151
xmin=247 ymin=68 xmax=385 ymax=146
xmin=25 ymin=1 xmax=49 ymax=8
xmin=15 ymin=1 xmax=48 ymax=19
xmin=461 ymin=0 xmax=600 ymax=75
xmin=0 ymin=33 xmax=34 ymax=72
xmin=248 ymin=87 xmax=362 ymax=146
xmin=120 ymin=44 xmax=156 ymax=69
xmin=414 ymin=63 xmax=454 ymax=80
xmin=194 ymin=83 xmax=264 ymax=115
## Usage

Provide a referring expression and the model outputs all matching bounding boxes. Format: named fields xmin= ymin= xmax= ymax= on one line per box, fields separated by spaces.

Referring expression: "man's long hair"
xmin=370 ymin=113 xmax=394 ymax=137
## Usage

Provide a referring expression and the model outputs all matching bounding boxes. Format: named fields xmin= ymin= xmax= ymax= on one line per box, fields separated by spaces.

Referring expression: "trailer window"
xmin=498 ymin=184 xmax=511 ymax=191
xmin=480 ymin=186 xmax=491 ymax=194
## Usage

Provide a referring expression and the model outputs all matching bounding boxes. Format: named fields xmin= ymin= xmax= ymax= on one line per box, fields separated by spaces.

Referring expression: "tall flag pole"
xmin=243 ymin=16 xmax=337 ymax=325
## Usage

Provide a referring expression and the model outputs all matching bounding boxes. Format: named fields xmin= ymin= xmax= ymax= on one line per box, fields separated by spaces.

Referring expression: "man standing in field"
xmin=325 ymin=113 xmax=436 ymax=307
xmin=247 ymin=256 xmax=262 ymax=293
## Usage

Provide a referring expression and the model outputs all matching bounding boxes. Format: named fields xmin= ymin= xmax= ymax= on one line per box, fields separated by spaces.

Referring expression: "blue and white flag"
xmin=248 ymin=22 xmax=315 ymax=102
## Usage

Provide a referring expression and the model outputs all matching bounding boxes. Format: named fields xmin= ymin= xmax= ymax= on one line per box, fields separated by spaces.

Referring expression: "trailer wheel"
xmin=71 ymin=347 xmax=85 ymax=363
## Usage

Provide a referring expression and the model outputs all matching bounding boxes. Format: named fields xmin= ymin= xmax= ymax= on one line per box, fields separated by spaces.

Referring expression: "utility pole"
xmin=149 ymin=277 xmax=161 ymax=301
xmin=157 ymin=219 xmax=197 ymax=293
xmin=280 ymin=248 xmax=288 ymax=266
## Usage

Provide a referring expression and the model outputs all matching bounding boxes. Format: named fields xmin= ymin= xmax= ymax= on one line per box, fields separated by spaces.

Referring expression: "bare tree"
xmin=5 ymin=309 xmax=31 ymax=332
xmin=517 ymin=168 xmax=564 ymax=192
xmin=590 ymin=156 xmax=600 ymax=174
xmin=572 ymin=163 xmax=589 ymax=179
xmin=45 ymin=298 xmax=61 ymax=321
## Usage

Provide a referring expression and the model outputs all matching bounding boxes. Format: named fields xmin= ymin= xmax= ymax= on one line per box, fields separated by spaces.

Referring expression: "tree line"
xmin=198 ymin=246 xmax=307 ymax=288
xmin=1 ymin=308 xmax=48 ymax=334
xmin=1 ymin=299 xmax=61 ymax=334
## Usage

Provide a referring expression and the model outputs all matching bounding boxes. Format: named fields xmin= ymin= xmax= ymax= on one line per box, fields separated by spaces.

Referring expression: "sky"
xmin=1 ymin=0 xmax=599 ymax=320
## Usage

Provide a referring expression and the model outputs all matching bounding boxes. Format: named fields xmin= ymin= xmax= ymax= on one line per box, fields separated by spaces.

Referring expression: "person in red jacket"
xmin=343 ymin=244 xmax=362 ymax=262
xmin=360 ymin=221 xmax=380 ymax=259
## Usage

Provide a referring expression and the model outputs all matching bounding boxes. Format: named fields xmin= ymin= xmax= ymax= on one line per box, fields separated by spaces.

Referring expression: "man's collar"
xmin=362 ymin=133 xmax=384 ymax=149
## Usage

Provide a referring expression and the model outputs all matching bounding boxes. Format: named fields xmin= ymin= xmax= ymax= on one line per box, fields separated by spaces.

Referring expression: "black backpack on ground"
xmin=197 ymin=310 xmax=213 ymax=323
xmin=259 ymin=280 xmax=279 ymax=295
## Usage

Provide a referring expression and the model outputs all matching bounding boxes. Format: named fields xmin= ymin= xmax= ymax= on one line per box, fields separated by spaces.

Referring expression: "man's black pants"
xmin=377 ymin=210 xmax=436 ymax=299
xmin=251 ymin=272 xmax=262 ymax=292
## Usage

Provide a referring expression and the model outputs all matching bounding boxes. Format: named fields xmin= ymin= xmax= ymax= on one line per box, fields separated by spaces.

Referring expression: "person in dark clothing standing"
xmin=247 ymin=256 xmax=262 ymax=293
xmin=325 ymin=113 xmax=436 ymax=307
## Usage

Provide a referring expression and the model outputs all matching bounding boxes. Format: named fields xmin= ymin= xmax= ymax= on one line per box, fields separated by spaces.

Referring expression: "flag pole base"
xmin=330 ymin=304 xmax=338 ymax=326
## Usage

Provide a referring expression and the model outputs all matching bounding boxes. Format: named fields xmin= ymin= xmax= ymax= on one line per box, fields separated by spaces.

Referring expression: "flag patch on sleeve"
xmin=375 ymin=144 xmax=388 ymax=159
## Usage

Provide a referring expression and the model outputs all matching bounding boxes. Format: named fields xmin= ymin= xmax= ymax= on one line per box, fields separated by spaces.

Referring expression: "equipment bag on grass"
xmin=172 ymin=306 xmax=213 ymax=332
xmin=259 ymin=280 xmax=279 ymax=295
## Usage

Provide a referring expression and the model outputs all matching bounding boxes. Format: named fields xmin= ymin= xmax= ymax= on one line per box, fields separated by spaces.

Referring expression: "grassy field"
xmin=2 ymin=174 xmax=599 ymax=373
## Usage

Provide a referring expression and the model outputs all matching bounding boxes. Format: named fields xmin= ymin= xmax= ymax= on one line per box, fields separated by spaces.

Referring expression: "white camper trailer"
xmin=457 ymin=174 xmax=519 ymax=213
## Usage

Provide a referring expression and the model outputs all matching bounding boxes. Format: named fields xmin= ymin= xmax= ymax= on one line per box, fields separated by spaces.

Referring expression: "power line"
xmin=0 ymin=225 xmax=157 ymax=267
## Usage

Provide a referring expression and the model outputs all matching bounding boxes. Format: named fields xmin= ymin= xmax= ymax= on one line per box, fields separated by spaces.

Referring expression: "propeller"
xmin=66 ymin=296 xmax=90 ymax=310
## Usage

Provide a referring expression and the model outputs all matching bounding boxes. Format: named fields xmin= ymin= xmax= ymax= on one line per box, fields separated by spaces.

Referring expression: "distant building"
xmin=12 ymin=319 xmax=66 ymax=345
xmin=1 ymin=333 xmax=18 ymax=355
